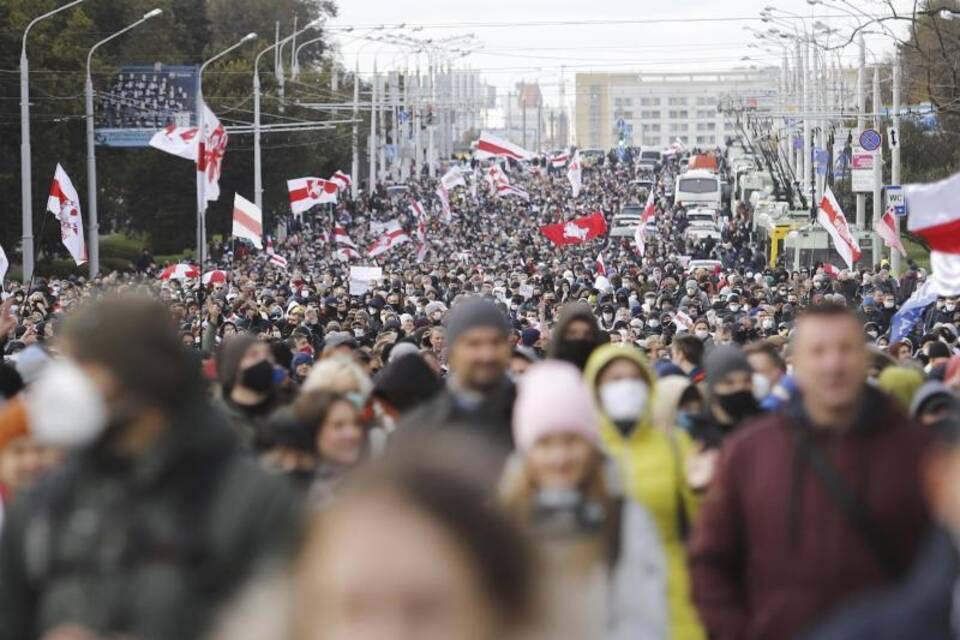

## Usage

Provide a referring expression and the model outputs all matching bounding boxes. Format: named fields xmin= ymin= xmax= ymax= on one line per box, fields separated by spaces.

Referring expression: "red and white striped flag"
xmin=232 ymin=193 xmax=263 ymax=249
xmin=335 ymin=247 xmax=361 ymax=261
xmin=595 ymin=252 xmax=606 ymax=276
xmin=875 ymin=207 xmax=907 ymax=257
xmin=409 ymin=199 xmax=427 ymax=220
xmin=550 ymin=152 xmax=569 ymax=169
xmin=46 ymin=164 xmax=87 ymax=266
xmin=435 ymin=185 xmax=452 ymax=223
xmin=416 ymin=216 xmax=429 ymax=263
xmin=0 ymin=243 xmax=8 ymax=284
xmin=265 ymin=237 xmax=289 ymax=269
xmin=474 ymin=132 xmax=534 ymax=161
xmin=905 ymin=170 xmax=960 ymax=295
xmin=822 ymin=263 xmax=840 ymax=279
xmin=196 ymin=104 xmax=227 ymax=210
xmin=567 ymin=150 xmax=582 ymax=198
xmin=288 ymin=177 xmax=338 ymax=214
xmin=496 ymin=184 xmax=530 ymax=201
xmin=634 ymin=221 xmax=646 ymax=258
xmin=332 ymin=225 xmax=358 ymax=249
xmin=440 ymin=166 xmax=466 ymax=190
xmin=817 ymin=186 xmax=861 ymax=270
xmin=484 ymin=164 xmax=511 ymax=193
xmin=641 ymin=188 xmax=656 ymax=223
xmin=329 ymin=171 xmax=352 ymax=191
xmin=149 ymin=123 xmax=198 ymax=160
xmin=367 ymin=221 xmax=410 ymax=257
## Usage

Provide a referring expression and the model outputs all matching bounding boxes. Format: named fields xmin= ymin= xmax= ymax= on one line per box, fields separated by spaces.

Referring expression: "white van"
xmin=675 ymin=169 xmax=721 ymax=208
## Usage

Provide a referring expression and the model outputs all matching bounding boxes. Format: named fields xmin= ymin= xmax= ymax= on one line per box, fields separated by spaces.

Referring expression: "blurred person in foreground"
xmin=690 ymin=303 xmax=930 ymax=640
xmin=802 ymin=416 xmax=960 ymax=640
xmin=0 ymin=294 xmax=300 ymax=640
xmin=502 ymin=360 xmax=668 ymax=639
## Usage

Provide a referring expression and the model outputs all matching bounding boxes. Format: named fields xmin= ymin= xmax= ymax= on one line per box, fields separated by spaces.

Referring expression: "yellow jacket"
xmin=584 ymin=345 xmax=706 ymax=640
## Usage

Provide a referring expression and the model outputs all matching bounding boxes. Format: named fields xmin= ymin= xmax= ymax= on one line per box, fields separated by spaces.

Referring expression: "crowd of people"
xmin=0 ymin=148 xmax=959 ymax=640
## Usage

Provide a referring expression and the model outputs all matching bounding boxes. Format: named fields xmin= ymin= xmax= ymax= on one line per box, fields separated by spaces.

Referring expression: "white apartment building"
xmin=574 ymin=69 xmax=778 ymax=150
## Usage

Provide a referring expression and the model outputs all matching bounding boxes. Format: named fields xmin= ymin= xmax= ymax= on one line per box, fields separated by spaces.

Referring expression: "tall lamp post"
xmin=85 ymin=8 xmax=163 ymax=278
xmin=196 ymin=33 xmax=257 ymax=268
xmin=21 ymin=0 xmax=87 ymax=282
xmin=254 ymin=19 xmax=324 ymax=211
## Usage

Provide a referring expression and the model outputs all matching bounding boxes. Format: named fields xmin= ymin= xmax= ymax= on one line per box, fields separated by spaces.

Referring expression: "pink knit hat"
xmin=512 ymin=360 xmax=600 ymax=451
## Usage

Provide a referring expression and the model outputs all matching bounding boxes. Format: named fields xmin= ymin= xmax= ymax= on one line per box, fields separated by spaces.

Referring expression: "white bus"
xmin=675 ymin=169 xmax=722 ymax=208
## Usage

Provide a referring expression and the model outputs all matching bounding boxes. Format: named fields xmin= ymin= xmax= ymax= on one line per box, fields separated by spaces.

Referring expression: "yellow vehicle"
xmin=753 ymin=202 xmax=810 ymax=267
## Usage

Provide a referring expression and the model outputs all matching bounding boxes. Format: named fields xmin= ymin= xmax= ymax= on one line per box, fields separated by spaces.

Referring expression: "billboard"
xmin=95 ymin=64 xmax=199 ymax=147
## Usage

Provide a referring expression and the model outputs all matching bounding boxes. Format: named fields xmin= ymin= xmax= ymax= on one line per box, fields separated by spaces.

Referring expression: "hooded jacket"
xmin=688 ymin=387 xmax=930 ymax=640
xmin=548 ymin=302 xmax=602 ymax=358
xmin=584 ymin=345 xmax=706 ymax=640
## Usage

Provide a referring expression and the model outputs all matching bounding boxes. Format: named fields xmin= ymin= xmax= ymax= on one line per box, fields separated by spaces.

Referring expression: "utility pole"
xmin=872 ymin=64 xmax=882 ymax=263
xmin=369 ymin=59 xmax=377 ymax=195
xmin=507 ymin=89 xmax=513 ymax=143
xmin=855 ymin=33 xmax=866 ymax=228
xmin=802 ymin=40 xmax=812 ymax=204
xmin=351 ymin=58 xmax=360 ymax=199
xmin=413 ymin=61 xmax=421 ymax=181
xmin=427 ymin=55 xmax=436 ymax=178
xmin=794 ymin=42 xmax=803 ymax=176
xmin=522 ymin=82 xmax=527 ymax=148
xmin=891 ymin=52 xmax=902 ymax=273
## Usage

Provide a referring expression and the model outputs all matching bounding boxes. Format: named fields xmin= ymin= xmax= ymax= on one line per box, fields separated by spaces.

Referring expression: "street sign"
xmin=859 ymin=128 xmax=881 ymax=151
xmin=885 ymin=185 xmax=906 ymax=216
xmin=616 ymin=117 xmax=627 ymax=133
xmin=851 ymin=146 xmax=876 ymax=193
xmin=887 ymin=127 xmax=899 ymax=149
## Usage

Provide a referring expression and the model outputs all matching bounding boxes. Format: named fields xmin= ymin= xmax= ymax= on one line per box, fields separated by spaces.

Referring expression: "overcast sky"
xmin=330 ymin=0 xmax=915 ymax=108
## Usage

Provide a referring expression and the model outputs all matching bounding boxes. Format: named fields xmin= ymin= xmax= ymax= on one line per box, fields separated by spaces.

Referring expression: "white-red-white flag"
xmin=409 ymin=199 xmax=427 ymax=220
xmin=0 ymin=243 xmax=8 ymax=284
xmin=875 ymin=207 xmax=907 ymax=257
xmin=550 ymin=152 xmax=569 ymax=169
xmin=232 ymin=193 xmax=263 ymax=249
xmin=567 ymin=150 xmax=582 ymax=198
xmin=595 ymin=252 xmax=606 ymax=276
xmin=149 ymin=122 xmax=199 ymax=160
xmin=329 ymin=171 xmax=353 ymax=191
xmin=641 ymin=188 xmax=656 ymax=223
xmin=265 ymin=237 xmax=289 ymax=269
xmin=435 ymin=185 xmax=453 ymax=223
xmin=484 ymin=164 xmax=510 ymax=194
xmin=905 ymin=170 xmax=960 ymax=295
xmin=288 ymin=177 xmax=338 ymax=214
xmin=367 ymin=221 xmax=410 ymax=257
xmin=634 ymin=222 xmax=646 ymax=259
xmin=817 ymin=186 xmax=862 ymax=269
xmin=474 ymin=132 xmax=534 ymax=161
xmin=46 ymin=164 xmax=87 ymax=266
xmin=335 ymin=247 xmax=361 ymax=262
xmin=197 ymin=104 xmax=227 ymax=210
xmin=332 ymin=225 xmax=358 ymax=249
xmin=496 ymin=184 xmax=530 ymax=201
xmin=441 ymin=166 xmax=466 ymax=190
xmin=822 ymin=263 xmax=840 ymax=279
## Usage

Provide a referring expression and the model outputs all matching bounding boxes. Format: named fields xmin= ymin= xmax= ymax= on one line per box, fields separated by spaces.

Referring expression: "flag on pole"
xmin=232 ymin=193 xmax=263 ymax=249
xmin=196 ymin=104 xmax=227 ymax=210
xmin=550 ymin=152 xmax=569 ymax=169
xmin=496 ymin=184 xmax=530 ymax=201
xmin=567 ymin=150 xmax=582 ymax=198
xmin=436 ymin=185 xmax=453 ymax=222
xmin=595 ymin=252 xmax=606 ymax=276
xmin=288 ymin=177 xmax=338 ymax=214
xmin=817 ymin=186 xmax=861 ymax=269
xmin=540 ymin=212 xmax=608 ymax=246
xmin=0 ymin=243 xmax=8 ymax=285
xmin=329 ymin=171 xmax=353 ymax=191
xmin=634 ymin=221 xmax=646 ymax=258
xmin=409 ymin=199 xmax=427 ymax=220
xmin=265 ymin=237 xmax=288 ymax=269
xmin=875 ymin=207 xmax=907 ymax=257
xmin=149 ymin=123 xmax=199 ymax=160
xmin=822 ymin=263 xmax=841 ymax=279
xmin=905 ymin=170 xmax=960 ymax=295
xmin=642 ymin=189 xmax=656 ymax=224
xmin=367 ymin=221 xmax=410 ymax=257
xmin=335 ymin=247 xmax=361 ymax=262
xmin=474 ymin=132 xmax=534 ymax=161
xmin=441 ymin=166 xmax=466 ymax=190
xmin=484 ymin=164 xmax=510 ymax=193
xmin=332 ymin=225 xmax=358 ymax=249
xmin=890 ymin=279 xmax=939 ymax=343
xmin=46 ymin=164 xmax=87 ymax=266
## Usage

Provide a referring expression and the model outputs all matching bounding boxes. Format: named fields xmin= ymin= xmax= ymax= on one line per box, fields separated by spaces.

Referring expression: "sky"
xmin=329 ymin=0 xmax=916 ymax=109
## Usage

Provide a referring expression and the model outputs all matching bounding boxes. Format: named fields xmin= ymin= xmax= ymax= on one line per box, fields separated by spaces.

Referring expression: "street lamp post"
xmin=21 ymin=0 xmax=87 ymax=282
xmin=85 ymin=8 xmax=162 ymax=278
xmin=254 ymin=19 xmax=324 ymax=211
xmin=197 ymin=32 xmax=257 ymax=269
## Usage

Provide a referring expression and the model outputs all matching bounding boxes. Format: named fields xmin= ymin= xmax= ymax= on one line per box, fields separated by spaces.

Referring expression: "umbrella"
xmin=202 ymin=270 xmax=228 ymax=285
xmin=159 ymin=263 xmax=200 ymax=280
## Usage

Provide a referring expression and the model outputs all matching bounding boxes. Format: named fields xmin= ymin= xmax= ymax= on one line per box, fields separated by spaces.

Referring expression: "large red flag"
xmin=540 ymin=212 xmax=607 ymax=246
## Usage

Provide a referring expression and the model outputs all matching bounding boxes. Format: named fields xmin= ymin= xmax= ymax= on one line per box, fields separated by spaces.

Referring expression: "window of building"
xmin=641 ymin=110 xmax=661 ymax=119
xmin=643 ymin=136 xmax=661 ymax=146
xmin=678 ymin=110 xmax=688 ymax=119
xmin=708 ymin=135 xmax=716 ymax=144
xmin=679 ymin=136 xmax=689 ymax=143
xmin=647 ymin=123 xmax=661 ymax=132
xmin=641 ymin=97 xmax=661 ymax=106
xmin=668 ymin=97 xmax=687 ymax=106
xmin=707 ymin=122 xmax=716 ymax=131
xmin=696 ymin=136 xmax=707 ymax=144
xmin=696 ymin=110 xmax=714 ymax=119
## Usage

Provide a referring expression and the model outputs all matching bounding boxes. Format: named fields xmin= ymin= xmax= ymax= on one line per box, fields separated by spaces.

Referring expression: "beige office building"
xmin=574 ymin=69 xmax=778 ymax=150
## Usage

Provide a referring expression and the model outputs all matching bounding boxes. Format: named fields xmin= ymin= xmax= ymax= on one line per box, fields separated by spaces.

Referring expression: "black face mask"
xmin=715 ymin=390 xmax=760 ymax=424
xmin=241 ymin=360 xmax=275 ymax=393
xmin=552 ymin=338 xmax=597 ymax=371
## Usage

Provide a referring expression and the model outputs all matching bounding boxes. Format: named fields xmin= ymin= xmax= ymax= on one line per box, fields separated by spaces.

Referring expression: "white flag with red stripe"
xmin=567 ymin=150 xmax=582 ymax=198
xmin=550 ymin=152 xmax=569 ymax=169
xmin=595 ymin=252 xmax=606 ymax=276
xmin=641 ymin=188 xmax=656 ymax=223
xmin=265 ymin=237 xmax=288 ymax=269
xmin=0 ymin=243 xmax=8 ymax=284
xmin=822 ymin=263 xmax=841 ymax=279
xmin=149 ymin=123 xmax=199 ymax=160
xmin=634 ymin=222 xmax=646 ymax=259
xmin=232 ymin=193 xmax=263 ymax=249
xmin=435 ymin=185 xmax=453 ymax=223
xmin=440 ymin=166 xmax=466 ymax=190
xmin=332 ymin=225 xmax=358 ymax=249
xmin=875 ymin=207 xmax=907 ymax=257
xmin=409 ymin=199 xmax=427 ymax=220
xmin=329 ymin=171 xmax=352 ymax=191
xmin=335 ymin=247 xmax=361 ymax=262
xmin=817 ymin=186 xmax=861 ymax=270
xmin=474 ymin=132 xmax=534 ymax=161
xmin=197 ymin=104 xmax=227 ymax=210
xmin=905 ymin=170 xmax=960 ymax=295
xmin=46 ymin=164 xmax=87 ymax=266
xmin=367 ymin=221 xmax=410 ymax=257
xmin=288 ymin=177 xmax=338 ymax=214
xmin=484 ymin=164 xmax=510 ymax=194
xmin=496 ymin=184 xmax=530 ymax=201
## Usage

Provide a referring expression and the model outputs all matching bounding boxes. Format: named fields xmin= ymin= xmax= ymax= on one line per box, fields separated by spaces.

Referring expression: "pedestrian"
xmin=215 ymin=334 xmax=282 ymax=449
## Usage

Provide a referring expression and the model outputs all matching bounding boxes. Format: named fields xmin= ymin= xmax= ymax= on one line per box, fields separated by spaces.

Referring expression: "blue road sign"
xmin=859 ymin=128 xmax=881 ymax=151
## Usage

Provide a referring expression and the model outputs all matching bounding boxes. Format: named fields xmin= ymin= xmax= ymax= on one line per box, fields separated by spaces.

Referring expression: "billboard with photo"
xmin=95 ymin=64 xmax=199 ymax=147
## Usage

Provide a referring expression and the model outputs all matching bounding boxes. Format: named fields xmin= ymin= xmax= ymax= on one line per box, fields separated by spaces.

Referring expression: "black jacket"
xmin=0 ymin=401 xmax=301 ymax=640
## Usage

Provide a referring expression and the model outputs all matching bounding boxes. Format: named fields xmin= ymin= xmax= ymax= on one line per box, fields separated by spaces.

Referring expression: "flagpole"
xmin=197 ymin=33 xmax=257 ymax=285
xmin=85 ymin=9 xmax=162 ymax=279
xmin=891 ymin=53 xmax=902 ymax=274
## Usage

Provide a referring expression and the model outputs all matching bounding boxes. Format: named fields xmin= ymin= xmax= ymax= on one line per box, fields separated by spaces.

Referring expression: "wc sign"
xmin=885 ymin=185 xmax=906 ymax=216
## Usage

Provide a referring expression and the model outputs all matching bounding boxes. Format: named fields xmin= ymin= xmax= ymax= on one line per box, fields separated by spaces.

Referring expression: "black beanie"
xmin=705 ymin=345 xmax=753 ymax=390
xmin=445 ymin=297 xmax=510 ymax=348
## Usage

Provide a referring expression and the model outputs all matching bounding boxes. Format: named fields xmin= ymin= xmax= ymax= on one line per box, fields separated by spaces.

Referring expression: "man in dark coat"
xmin=0 ymin=295 xmax=300 ymax=640
xmin=689 ymin=302 xmax=930 ymax=640
xmin=401 ymin=297 xmax=515 ymax=451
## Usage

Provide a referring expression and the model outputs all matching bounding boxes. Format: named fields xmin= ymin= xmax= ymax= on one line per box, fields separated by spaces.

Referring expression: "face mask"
xmin=647 ymin=319 xmax=660 ymax=329
xmin=867 ymin=330 xmax=878 ymax=340
xmin=553 ymin=339 xmax=596 ymax=371
xmin=761 ymin=319 xmax=775 ymax=330
xmin=603 ymin=313 xmax=613 ymax=321
xmin=241 ymin=360 xmax=275 ymax=393
xmin=353 ymin=328 xmax=364 ymax=338
xmin=752 ymin=373 xmax=771 ymax=400
xmin=947 ymin=304 xmax=957 ymax=312
xmin=884 ymin=301 xmax=895 ymax=309
xmin=600 ymin=379 xmax=649 ymax=434
xmin=686 ymin=288 xmax=696 ymax=295
xmin=728 ymin=304 xmax=740 ymax=312
xmin=695 ymin=330 xmax=710 ymax=340
xmin=26 ymin=359 xmax=108 ymax=448
xmin=346 ymin=391 xmax=366 ymax=409
xmin=715 ymin=390 xmax=760 ymax=423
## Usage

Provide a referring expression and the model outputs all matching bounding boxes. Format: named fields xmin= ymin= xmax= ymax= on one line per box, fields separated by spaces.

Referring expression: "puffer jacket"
xmin=584 ymin=345 xmax=706 ymax=640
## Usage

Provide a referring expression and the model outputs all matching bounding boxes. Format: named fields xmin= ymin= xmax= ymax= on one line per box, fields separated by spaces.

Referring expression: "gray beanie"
xmin=445 ymin=297 xmax=511 ymax=348
xmin=705 ymin=345 xmax=753 ymax=389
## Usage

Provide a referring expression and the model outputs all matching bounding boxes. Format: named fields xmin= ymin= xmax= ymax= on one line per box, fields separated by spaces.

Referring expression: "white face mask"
xmin=695 ymin=329 xmax=710 ymax=340
xmin=25 ymin=359 xmax=108 ymax=448
xmin=752 ymin=372 xmax=771 ymax=400
xmin=599 ymin=378 xmax=649 ymax=423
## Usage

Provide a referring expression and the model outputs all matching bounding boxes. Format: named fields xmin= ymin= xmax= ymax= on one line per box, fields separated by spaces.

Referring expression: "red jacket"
xmin=689 ymin=387 xmax=930 ymax=640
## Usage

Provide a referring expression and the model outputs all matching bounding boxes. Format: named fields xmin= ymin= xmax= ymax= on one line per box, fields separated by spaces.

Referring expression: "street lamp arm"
xmin=86 ymin=10 xmax=162 ymax=76
xmin=22 ymin=0 xmax=86 ymax=55
xmin=201 ymin=32 xmax=257 ymax=76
